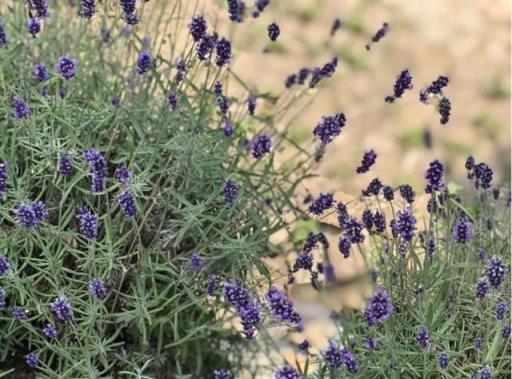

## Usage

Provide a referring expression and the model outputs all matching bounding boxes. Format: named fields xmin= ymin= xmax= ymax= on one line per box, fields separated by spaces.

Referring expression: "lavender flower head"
xmin=486 ymin=256 xmax=507 ymax=288
xmin=323 ymin=341 xmax=358 ymax=373
xmin=29 ymin=0 xmax=50 ymax=18
xmin=28 ymin=18 xmax=41 ymax=38
xmin=25 ymin=352 xmax=39 ymax=368
xmin=247 ymin=94 xmax=257 ymax=115
xmin=56 ymin=55 xmax=77 ymax=80
xmin=215 ymin=37 xmax=232 ymax=67
xmin=383 ymin=185 xmax=394 ymax=201
xmin=223 ymin=179 xmax=239 ymax=204
xmin=188 ymin=252 xmax=203 ymax=272
xmin=475 ymin=278 xmax=489 ymax=299
xmin=213 ymin=370 xmax=232 ymax=379
xmin=223 ymin=120 xmax=234 ymax=137
xmin=363 ymin=286 xmax=393 ymax=325
xmin=250 ymin=133 xmax=272 ymax=159
xmin=33 ymin=62 xmax=49 ymax=82
xmin=268 ymin=22 xmax=280 ymax=41
xmin=385 ymin=69 xmax=413 ymax=103
xmin=0 ymin=161 xmax=7 ymax=198
xmin=266 ymin=286 xmax=301 ymax=324
xmin=496 ymin=301 xmax=508 ymax=321
xmin=0 ymin=255 xmax=11 ymax=277
xmin=309 ymin=57 xmax=338 ymax=88
xmin=0 ymin=288 xmax=5 ymax=310
xmin=83 ymin=148 xmax=107 ymax=192
xmin=356 ymin=149 xmax=377 ymax=174
xmin=50 ymin=296 xmax=74 ymax=323
xmin=88 ymin=278 xmax=108 ymax=300
xmin=80 ymin=0 xmax=96 ymax=18
xmin=364 ymin=337 xmax=379 ymax=350
xmin=451 ymin=217 xmax=473 ymax=244
xmin=420 ymin=75 xmax=449 ymax=103
xmin=342 ymin=217 xmax=365 ymax=244
xmin=11 ymin=306 xmax=28 ymax=320
xmin=399 ymin=184 xmax=415 ymax=203
xmin=11 ymin=95 xmax=31 ymax=118
xmin=330 ymin=18 xmax=342 ymax=36
xmin=366 ymin=22 xmax=389 ymax=50
xmin=117 ymin=191 xmax=138 ymax=217
xmin=415 ymin=327 xmax=429 ymax=349
xmin=196 ymin=34 xmax=217 ymax=60
xmin=479 ymin=365 xmax=492 ymax=379
xmin=76 ymin=207 xmax=98 ymax=240
xmin=298 ymin=339 xmax=310 ymax=352
xmin=438 ymin=97 xmax=451 ymax=125
xmin=0 ymin=24 xmax=6 ymax=47
xmin=338 ymin=234 xmax=351 ymax=258
xmin=308 ymin=193 xmax=333 ymax=215
xmin=425 ymin=159 xmax=444 ymax=193
xmin=115 ymin=166 xmax=132 ymax=185
xmin=313 ymin=112 xmax=346 ymax=145
xmin=273 ymin=365 xmax=302 ymax=379
xmin=223 ymin=281 xmax=262 ymax=339
xmin=188 ymin=15 xmax=207 ymax=42
xmin=439 ymin=352 xmax=449 ymax=369
xmin=392 ymin=206 xmax=417 ymax=243
xmin=42 ymin=323 xmax=58 ymax=340
xmin=137 ymin=49 xmax=152 ymax=74
xmin=13 ymin=201 xmax=48 ymax=228
xmin=168 ymin=91 xmax=177 ymax=110
xmin=207 ymin=275 xmax=218 ymax=296
xmin=362 ymin=178 xmax=383 ymax=197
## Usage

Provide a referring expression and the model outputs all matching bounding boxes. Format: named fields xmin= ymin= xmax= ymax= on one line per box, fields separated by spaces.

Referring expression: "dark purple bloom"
xmin=0 ymin=288 xmax=5 ymax=310
xmin=0 ymin=24 xmax=6 ymax=47
xmin=0 ymin=161 xmax=7 ymax=198
xmin=117 ymin=190 xmax=138 ymax=217
xmin=50 ymin=296 xmax=73 ymax=323
xmin=266 ymin=286 xmax=301 ymax=324
xmin=478 ymin=248 xmax=487 ymax=260
xmin=341 ymin=348 xmax=358 ymax=373
xmin=188 ymin=15 xmax=207 ymax=42
xmin=80 ymin=0 xmax=95 ymax=18
xmin=323 ymin=341 xmax=344 ymax=369
xmin=56 ymin=55 xmax=77 ymax=80
xmin=214 ymin=81 xmax=223 ymax=97
xmin=364 ymin=337 xmax=378 ymax=350
xmin=383 ymin=185 xmax=394 ymax=201
xmin=451 ymin=218 xmax=473 ymax=244
xmin=309 ymin=57 xmax=338 ymax=88
xmin=356 ymin=149 xmax=377 ymax=174
xmin=227 ymin=0 xmax=244 ymax=22
xmin=29 ymin=0 xmax=50 ymax=18
xmin=392 ymin=207 xmax=416 ymax=243
xmin=439 ymin=352 xmax=449 ymax=369
xmin=223 ymin=281 xmax=262 ymax=339
xmin=124 ymin=12 xmax=139 ymax=25
xmin=363 ymin=286 xmax=393 ymax=325
xmin=313 ymin=112 xmax=346 ymax=145
xmin=366 ymin=22 xmax=389 ymax=50
xmin=502 ymin=325 xmax=511 ymax=339
xmin=467 ymin=161 xmax=493 ymax=190
xmin=439 ymin=97 xmax=451 ymax=125
xmin=475 ymin=278 xmax=489 ymax=299
xmin=196 ymin=34 xmax=217 ymax=60
xmin=308 ymin=193 xmax=333 ymax=215
xmin=496 ymin=301 xmax=508 ymax=321
xmin=416 ymin=327 xmax=429 ymax=349
xmin=57 ymin=154 xmax=73 ymax=176
xmin=223 ymin=179 xmax=239 ymax=204
xmin=167 ymin=91 xmax=177 ymax=110
xmin=188 ymin=252 xmax=203 ymax=272
xmin=298 ymin=339 xmax=310 ymax=352
xmin=425 ymin=160 xmax=444 ymax=193
xmin=76 ymin=207 xmax=98 ymax=240
xmin=11 ymin=95 xmax=31 ymax=118
xmin=285 ymin=73 xmax=297 ymax=88
xmin=362 ymin=178 xmax=383 ymax=197
xmin=215 ymin=37 xmax=232 ymax=67
xmin=273 ymin=365 xmax=302 ymax=379
xmin=486 ymin=256 xmax=507 ymax=288
xmin=13 ymin=201 xmax=48 ymax=228
xmin=362 ymin=209 xmax=373 ymax=229
xmin=268 ymin=22 xmax=280 ymax=41
xmin=373 ymin=211 xmax=385 ymax=233
xmin=136 ymin=49 xmax=152 ymax=74
xmin=11 ymin=306 xmax=28 ymax=320
xmin=28 ymin=18 xmax=41 ymax=38
xmin=420 ymin=75 xmax=449 ymax=103
xmin=25 ymin=352 xmax=39 ymax=368
xmin=33 ymin=62 xmax=49 ymax=82
xmin=343 ymin=217 xmax=365 ymax=244
xmin=330 ymin=18 xmax=342 ymax=36
xmin=338 ymin=234 xmax=351 ymax=258
xmin=174 ymin=59 xmax=186 ymax=84
xmin=474 ymin=337 xmax=483 ymax=350
xmin=88 ymin=278 xmax=107 ymax=300
xmin=385 ymin=69 xmax=413 ymax=103
xmin=115 ymin=166 xmax=132 ymax=185
xmin=255 ymin=0 xmax=269 ymax=13
xmin=120 ymin=0 xmax=136 ymax=15
xmin=293 ymin=251 xmax=313 ymax=272
xmin=399 ymin=184 xmax=415 ymax=203
xmin=297 ymin=68 xmax=310 ymax=84
xmin=207 ymin=275 xmax=218 ymax=295
xmin=250 ymin=133 xmax=272 ymax=159
xmin=423 ymin=234 xmax=436 ymax=257
xmin=336 ymin=202 xmax=349 ymax=226
xmin=0 ymin=255 xmax=11 ymax=277
xmin=247 ymin=94 xmax=256 ymax=115
xmin=213 ymin=370 xmax=232 ymax=379
xmin=479 ymin=365 xmax=492 ymax=379
xmin=223 ymin=120 xmax=234 ymax=136
xmin=42 ymin=322 xmax=58 ymax=340
xmin=83 ymin=148 xmax=107 ymax=192
xmin=217 ymin=95 xmax=229 ymax=115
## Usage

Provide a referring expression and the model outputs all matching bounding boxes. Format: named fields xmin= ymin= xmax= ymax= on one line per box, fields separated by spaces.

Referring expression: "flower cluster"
xmin=323 ymin=341 xmax=358 ymax=373
xmin=83 ymin=148 xmax=107 ymax=192
xmin=486 ymin=256 xmax=507 ymax=288
xmin=117 ymin=191 xmax=138 ymax=217
xmin=420 ymin=75 xmax=449 ymax=103
xmin=465 ymin=156 xmax=493 ymax=189
xmin=313 ymin=112 xmax=346 ymax=145
xmin=424 ymin=159 xmax=444 ymax=193
xmin=265 ymin=286 xmax=301 ymax=324
xmin=76 ymin=207 xmax=98 ymax=240
xmin=451 ymin=217 xmax=473 ymax=244
xmin=50 ymin=296 xmax=74 ymax=323
xmin=223 ymin=281 xmax=262 ymax=339
xmin=416 ymin=327 xmax=429 ymax=349
xmin=267 ymin=22 xmax=280 ymax=41
xmin=385 ymin=69 xmax=413 ymax=103
xmin=363 ymin=286 xmax=394 ymax=326
xmin=391 ymin=206 xmax=417 ymax=243
xmin=56 ymin=55 xmax=77 ymax=80
xmin=250 ymin=133 xmax=272 ymax=159
xmin=11 ymin=95 xmax=31 ymax=118
xmin=13 ymin=201 xmax=48 ymax=228
xmin=362 ymin=178 xmax=383 ymax=196
xmin=0 ymin=255 xmax=11 ymax=277
xmin=80 ymin=0 xmax=96 ymax=18
xmin=308 ymin=192 xmax=334 ymax=215
xmin=366 ymin=22 xmax=389 ymax=50
xmin=137 ymin=49 xmax=152 ymax=74
xmin=28 ymin=18 xmax=41 ymax=38
xmin=0 ymin=161 xmax=7 ymax=198
xmin=273 ymin=365 xmax=302 ymax=379
xmin=356 ymin=149 xmax=377 ymax=173
xmin=223 ymin=179 xmax=239 ymax=204
xmin=88 ymin=278 xmax=108 ymax=300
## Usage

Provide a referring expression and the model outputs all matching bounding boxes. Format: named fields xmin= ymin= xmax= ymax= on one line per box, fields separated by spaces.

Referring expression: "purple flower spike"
xmin=356 ymin=149 xmax=377 ymax=174
xmin=363 ymin=286 xmax=393 ymax=325
xmin=385 ymin=69 xmax=413 ymax=103
xmin=56 ymin=55 xmax=77 ymax=80
xmin=117 ymin=190 xmax=138 ymax=217
xmin=88 ymin=278 xmax=108 ymax=300
xmin=50 ymin=296 xmax=74 ymax=323
xmin=137 ymin=49 xmax=152 ymax=74
xmin=25 ymin=352 xmax=39 ymax=368
xmin=266 ymin=286 xmax=301 ymax=324
xmin=267 ymin=22 xmax=280 ymax=41
xmin=13 ymin=201 xmax=48 ymax=228
xmin=115 ymin=166 xmax=133 ymax=185
xmin=451 ymin=217 xmax=473 ymax=244
xmin=11 ymin=95 xmax=31 ymax=118
xmin=308 ymin=193 xmax=333 ymax=215
xmin=28 ymin=18 xmax=41 ymax=38
xmin=313 ymin=113 xmax=346 ymax=145
xmin=250 ymin=133 xmax=272 ymax=159
xmin=0 ymin=255 xmax=11 ymax=277
xmin=273 ymin=365 xmax=302 ymax=379
xmin=42 ymin=322 xmax=58 ymax=340
xmin=188 ymin=15 xmax=207 ymax=42
xmin=0 ymin=161 xmax=7 ymax=198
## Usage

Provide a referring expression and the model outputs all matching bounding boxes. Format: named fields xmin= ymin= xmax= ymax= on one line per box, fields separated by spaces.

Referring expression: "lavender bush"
xmin=0 ymin=1 xmax=510 ymax=379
